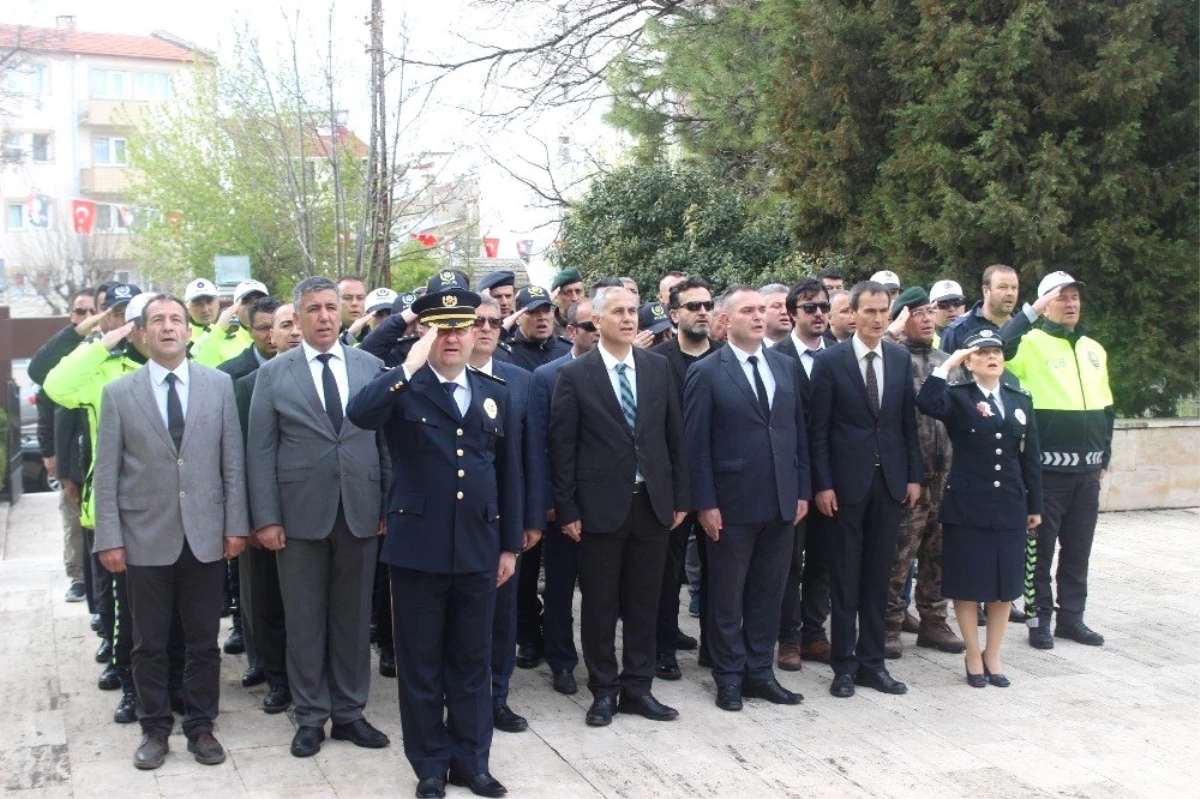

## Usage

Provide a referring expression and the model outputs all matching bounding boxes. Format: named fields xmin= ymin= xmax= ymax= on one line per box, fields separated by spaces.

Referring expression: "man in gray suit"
xmin=247 ymin=276 xmax=391 ymax=758
xmin=93 ymin=295 xmax=249 ymax=771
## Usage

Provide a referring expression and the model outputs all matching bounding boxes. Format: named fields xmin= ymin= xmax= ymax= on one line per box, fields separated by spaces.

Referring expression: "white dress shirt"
xmin=147 ymin=359 xmax=190 ymax=429
xmin=980 ymin=386 xmax=1005 ymax=419
xmin=301 ymin=340 xmax=350 ymax=416
xmin=851 ymin=334 xmax=885 ymax=404
xmin=597 ymin=343 xmax=637 ymax=409
xmin=791 ymin=330 xmax=825 ymax=378
xmin=729 ymin=341 xmax=776 ymax=408
xmin=431 ymin=365 xmax=471 ymax=417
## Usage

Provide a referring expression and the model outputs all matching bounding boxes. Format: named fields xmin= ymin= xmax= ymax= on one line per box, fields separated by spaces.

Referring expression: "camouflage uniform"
xmin=885 ymin=333 xmax=953 ymax=630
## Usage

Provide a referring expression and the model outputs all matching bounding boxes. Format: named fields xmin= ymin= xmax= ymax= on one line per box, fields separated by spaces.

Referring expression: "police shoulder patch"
xmin=470 ymin=367 xmax=507 ymax=385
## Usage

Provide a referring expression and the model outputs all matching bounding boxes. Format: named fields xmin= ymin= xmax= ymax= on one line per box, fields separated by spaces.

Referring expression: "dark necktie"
xmin=864 ymin=351 xmax=880 ymax=415
xmin=165 ymin=373 xmax=184 ymax=452
xmin=747 ymin=355 xmax=771 ymax=418
xmin=804 ymin=349 xmax=817 ymax=358
xmin=442 ymin=381 xmax=462 ymax=421
xmin=986 ymin=391 xmax=1003 ymax=420
xmin=316 ymin=353 xmax=343 ymax=433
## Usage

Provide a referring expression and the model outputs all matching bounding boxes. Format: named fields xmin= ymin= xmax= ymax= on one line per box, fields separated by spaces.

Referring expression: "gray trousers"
xmin=276 ymin=512 xmax=376 ymax=727
xmin=61 ymin=490 xmax=84 ymax=582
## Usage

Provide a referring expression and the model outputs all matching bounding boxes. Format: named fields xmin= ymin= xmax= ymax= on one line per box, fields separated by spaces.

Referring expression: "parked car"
xmin=11 ymin=359 xmax=56 ymax=494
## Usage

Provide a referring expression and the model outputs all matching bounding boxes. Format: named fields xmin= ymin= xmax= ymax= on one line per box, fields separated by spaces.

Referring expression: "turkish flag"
xmin=483 ymin=237 xmax=499 ymax=258
xmin=72 ymin=199 xmax=96 ymax=235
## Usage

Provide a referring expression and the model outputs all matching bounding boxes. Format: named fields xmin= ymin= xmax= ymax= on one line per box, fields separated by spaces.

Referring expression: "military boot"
xmin=885 ymin=626 xmax=903 ymax=659
xmin=916 ymin=618 xmax=965 ymax=653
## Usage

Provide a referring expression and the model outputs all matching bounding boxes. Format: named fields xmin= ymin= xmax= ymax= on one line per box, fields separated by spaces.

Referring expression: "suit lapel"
xmin=842 ymin=342 xmax=874 ymax=415
xmin=287 ymin=350 xmax=335 ymax=436
xmin=178 ymin=363 xmax=202 ymax=454
xmin=586 ymin=350 xmax=633 ymax=439
xmin=722 ymin=347 xmax=766 ymax=422
xmin=131 ymin=367 xmax=177 ymax=454
xmin=414 ymin=366 xmax=463 ymax=425
xmin=968 ymin=383 xmax=1003 ymax=428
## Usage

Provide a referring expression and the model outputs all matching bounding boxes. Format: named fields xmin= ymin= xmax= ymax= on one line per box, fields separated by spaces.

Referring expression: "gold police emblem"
xmin=528 ymin=286 xmax=544 ymax=296
xmin=652 ymin=304 xmax=667 ymax=319
xmin=483 ymin=398 xmax=498 ymax=419
xmin=442 ymin=294 xmax=457 ymax=307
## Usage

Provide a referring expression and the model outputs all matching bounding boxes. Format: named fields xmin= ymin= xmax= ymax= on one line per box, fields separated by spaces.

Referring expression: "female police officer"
xmin=916 ymin=329 xmax=1043 ymax=687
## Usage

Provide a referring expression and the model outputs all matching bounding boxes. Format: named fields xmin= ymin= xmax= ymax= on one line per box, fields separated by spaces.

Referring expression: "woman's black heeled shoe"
xmin=983 ymin=665 xmax=1011 ymax=688
xmin=965 ymin=659 xmax=986 ymax=688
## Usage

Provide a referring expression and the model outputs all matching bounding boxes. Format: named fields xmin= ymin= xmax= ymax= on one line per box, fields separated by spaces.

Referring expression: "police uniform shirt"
xmin=301 ymin=340 xmax=350 ymax=416
xmin=851 ymin=333 xmax=884 ymax=403
xmin=401 ymin=362 xmax=471 ymax=417
xmin=932 ymin=364 xmax=1004 ymax=417
xmin=147 ymin=359 xmax=190 ymax=426
xmin=729 ymin=341 xmax=776 ymax=408
xmin=790 ymin=329 xmax=825 ymax=378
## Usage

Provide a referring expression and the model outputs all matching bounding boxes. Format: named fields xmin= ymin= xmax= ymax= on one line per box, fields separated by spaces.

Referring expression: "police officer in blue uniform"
xmin=347 ymin=286 xmax=522 ymax=799
xmin=916 ymin=329 xmax=1043 ymax=689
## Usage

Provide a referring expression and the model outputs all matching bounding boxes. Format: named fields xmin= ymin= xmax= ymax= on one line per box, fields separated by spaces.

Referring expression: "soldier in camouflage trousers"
xmin=884 ymin=290 xmax=965 ymax=658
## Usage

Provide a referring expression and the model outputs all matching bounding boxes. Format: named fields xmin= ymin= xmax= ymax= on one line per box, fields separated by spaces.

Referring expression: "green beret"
xmin=551 ymin=268 xmax=583 ymax=291
xmin=890 ymin=286 xmax=930 ymax=319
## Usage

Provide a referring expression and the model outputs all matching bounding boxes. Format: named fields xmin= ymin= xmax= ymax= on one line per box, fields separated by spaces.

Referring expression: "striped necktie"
xmin=616 ymin=363 xmax=636 ymax=431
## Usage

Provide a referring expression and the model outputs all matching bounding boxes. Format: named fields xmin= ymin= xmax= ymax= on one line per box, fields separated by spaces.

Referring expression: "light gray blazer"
xmin=246 ymin=345 xmax=389 ymax=540
xmin=93 ymin=361 xmax=250 ymax=567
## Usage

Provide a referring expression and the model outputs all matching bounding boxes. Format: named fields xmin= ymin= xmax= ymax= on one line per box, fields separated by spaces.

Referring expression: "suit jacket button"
xmin=456 ymin=428 xmax=464 ymax=436
xmin=995 ymin=432 xmax=1002 ymax=439
xmin=458 ymin=469 xmax=465 ymax=477
xmin=993 ymin=481 xmax=1000 ymax=488
xmin=457 ymin=449 xmax=464 ymax=457
xmin=456 ymin=491 xmax=464 ymax=500
xmin=177 ymin=459 xmax=184 ymax=466
xmin=996 ymin=449 xmax=1002 ymax=455
xmin=179 ymin=491 xmax=186 ymax=498
xmin=995 ymin=464 xmax=1001 ymax=471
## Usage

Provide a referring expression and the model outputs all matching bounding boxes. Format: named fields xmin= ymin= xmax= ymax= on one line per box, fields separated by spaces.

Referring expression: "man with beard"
xmin=939 ymin=265 xmax=1047 ymax=357
xmin=650 ymin=277 xmax=718 ymax=678
xmin=825 ymin=289 xmax=856 ymax=345
xmin=759 ymin=283 xmax=792 ymax=347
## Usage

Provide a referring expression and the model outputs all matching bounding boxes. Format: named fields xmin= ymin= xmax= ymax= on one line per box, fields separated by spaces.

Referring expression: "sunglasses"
xmin=677 ymin=300 xmax=715 ymax=312
xmin=936 ymin=300 xmax=965 ymax=310
xmin=800 ymin=302 xmax=831 ymax=314
xmin=572 ymin=321 xmax=598 ymax=332
xmin=70 ymin=307 xmax=93 ymax=316
xmin=473 ymin=317 xmax=503 ymax=329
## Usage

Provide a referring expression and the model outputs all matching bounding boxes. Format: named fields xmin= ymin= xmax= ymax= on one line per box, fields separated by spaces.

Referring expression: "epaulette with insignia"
xmin=397 ymin=334 xmax=419 ymax=344
xmin=498 ymin=341 xmax=512 ymax=352
xmin=469 ymin=366 xmax=507 ymax=385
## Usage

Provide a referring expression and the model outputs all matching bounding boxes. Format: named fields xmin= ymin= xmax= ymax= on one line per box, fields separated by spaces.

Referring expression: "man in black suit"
xmin=770 ymin=278 xmax=834 ymax=670
xmin=809 ymin=281 xmax=923 ymax=698
xmin=549 ymin=286 xmax=689 ymax=727
xmin=650 ymin=277 xmax=717 ymax=679
xmin=685 ymin=285 xmax=810 ymax=712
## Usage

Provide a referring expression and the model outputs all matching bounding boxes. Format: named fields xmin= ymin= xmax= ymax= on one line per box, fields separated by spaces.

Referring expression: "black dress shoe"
xmin=617 ymin=693 xmax=678 ymax=721
xmin=1029 ymin=624 xmax=1054 ymax=650
xmin=90 ymin=613 xmax=103 ymax=633
xmin=331 ymin=718 xmax=390 ymax=748
xmin=134 ymin=729 xmax=169 ymax=770
xmin=291 ymin=725 xmax=325 ymax=757
xmin=853 ymin=669 xmax=908 ymax=695
xmin=715 ymin=685 xmax=743 ymax=712
xmin=697 ymin=649 xmax=713 ymax=669
xmin=984 ymin=665 xmax=1011 ymax=688
xmin=379 ymin=649 xmax=397 ymax=678
xmin=552 ymin=670 xmax=578 ymax=695
xmin=829 ymin=674 xmax=855 ymax=698
xmin=655 ymin=654 xmax=682 ymax=681
xmin=416 ymin=775 xmax=447 ymax=798
xmin=675 ymin=629 xmax=698 ymax=651
xmin=1055 ymin=620 xmax=1104 ymax=646
xmin=448 ymin=771 xmax=507 ymax=797
xmin=95 ymin=637 xmax=113 ymax=664
xmin=1009 ymin=604 xmax=1028 ymax=624
xmin=114 ymin=691 xmax=138 ymax=723
xmin=492 ymin=702 xmax=528 ymax=733
xmin=97 ymin=664 xmax=120 ymax=691
xmin=241 ymin=666 xmax=266 ymax=687
xmin=223 ymin=627 xmax=245 ymax=655
xmin=263 ymin=684 xmax=292 ymax=714
xmin=515 ymin=644 xmax=543 ymax=670
xmin=585 ymin=695 xmax=615 ymax=727
xmin=743 ymin=679 xmax=803 ymax=705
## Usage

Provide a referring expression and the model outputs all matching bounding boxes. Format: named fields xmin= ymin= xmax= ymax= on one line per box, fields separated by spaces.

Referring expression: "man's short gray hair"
xmin=592 ymin=285 xmax=631 ymax=316
xmin=292 ymin=276 xmax=339 ymax=307
xmin=477 ymin=296 xmax=500 ymax=314
xmin=759 ymin=282 xmax=789 ymax=296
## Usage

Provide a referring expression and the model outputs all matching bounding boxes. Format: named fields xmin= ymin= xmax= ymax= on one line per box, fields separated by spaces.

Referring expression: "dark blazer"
xmin=685 ymin=345 xmax=811 ymax=525
xmin=808 ymin=338 xmax=923 ymax=505
xmin=234 ymin=369 xmax=259 ymax=440
xmin=917 ymin=375 xmax=1043 ymax=530
xmin=491 ymin=359 xmax=543 ymax=531
xmin=217 ymin=345 xmax=261 ymax=384
xmin=769 ymin=335 xmax=818 ymax=411
xmin=549 ymin=346 xmax=688 ymax=533
xmin=346 ymin=364 xmax=523 ymax=573
xmin=528 ymin=353 xmax=571 ymax=515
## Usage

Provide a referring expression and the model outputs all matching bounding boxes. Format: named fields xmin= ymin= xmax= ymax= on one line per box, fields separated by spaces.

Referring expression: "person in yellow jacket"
xmin=191 ymin=279 xmax=268 ymax=367
xmin=1006 ymin=272 xmax=1114 ymax=651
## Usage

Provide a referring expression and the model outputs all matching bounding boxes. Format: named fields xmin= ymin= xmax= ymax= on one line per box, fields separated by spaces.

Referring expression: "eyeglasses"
xmin=571 ymin=321 xmax=598 ymax=332
xmin=936 ymin=300 xmax=965 ymax=310
xmin=473 ymin=317 xmax=503 ymax=329
xmin=678 ymin=300 xmax=715 ymax=312
xmin=800 ymin=302 xmax=831 ymax=314
xmin=70 ymin=307 xmax=93 ymax=316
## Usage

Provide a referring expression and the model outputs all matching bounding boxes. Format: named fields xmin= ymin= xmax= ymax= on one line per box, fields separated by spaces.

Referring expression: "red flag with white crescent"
xmin=72 ymin=199 xmax=96 ymax=235
xmin=483 ymin=237 xmax=499 ymax=258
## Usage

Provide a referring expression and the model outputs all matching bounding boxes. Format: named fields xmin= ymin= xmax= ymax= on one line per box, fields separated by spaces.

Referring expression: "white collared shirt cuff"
xmin=931 ymin=365 xmax=950 ymax=380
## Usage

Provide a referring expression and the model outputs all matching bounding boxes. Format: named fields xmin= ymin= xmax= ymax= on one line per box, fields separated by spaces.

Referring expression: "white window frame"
xmin=31 ymin=133 xmax=53 ymax=163
xmin=93 ymin=136 xmax=128 ymax=166
xmin=6 ymin=202 xmax=26 ymax=231
xmin=3 ymin=63 xmax=49 ymax=95
xmin=90 ymin=69 xmax=132 ymax=100
xmin=94 ymin=204 xmax=131 ymax=234
xmin=133 ymin=72 xmax=171 ymax=101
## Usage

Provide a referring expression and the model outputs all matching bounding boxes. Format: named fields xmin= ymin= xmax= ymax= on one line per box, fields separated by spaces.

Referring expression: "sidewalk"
xmin=2 ymin=492 xmax=1197 ymax=798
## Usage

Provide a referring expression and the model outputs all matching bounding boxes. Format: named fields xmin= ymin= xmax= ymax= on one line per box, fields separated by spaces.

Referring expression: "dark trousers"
xmin=84 ymin=528 xmax=114 ymax=635
xmin=391 ymin=567 xmax=495 ymax=780
xmin=778 ymin=515 xmax=832 ymax=645
xmin=1035 ymin=471 xmax=1101 ymax=624
xmin=707 ymin=518 xmax=793 ymax=687
xmin=126 ymin=541 xmax=224 ymax=737
xmin=491 ymin=553 xmax=519 ymax=703
xmin=372 ymin=554 xmax=394 ymax=656
xmin=541 ymin=522 xmax=579 ymax=674
xmin=276 ymin=516 xmax=375 ymax=727
xmin=245 ymin=546 xmax=287 ymax=687
xmin=578 ymin=489 xmax=668 ymax=699
xmin=515 ymin=540 xmax=543 ymax=649
xmin=111 ymin=571 xmax=135 ymax=694
xmin=828 ymin=470 xmax=903 ymax=676
xmin=694 ymin=522 xmax=711 ymax=662
xmin=655 ymin=518 xmax=691 ymax=658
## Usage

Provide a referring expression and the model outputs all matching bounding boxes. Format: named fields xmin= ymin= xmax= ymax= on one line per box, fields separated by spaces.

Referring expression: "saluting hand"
xmin=497 ymin=552 xmax=517 ymax=586
xmin=75 ymin=307 xmax=110 ymax=338
xmin=502 ymin=306 xmax=526 ymax=331
xmin=887 ymin=306 xmax=910 ymax=338
xmin=943 ymin=346 xmax=979 ymax=372
xmin=224 ymin=536 xmax=247 ymax=560
xmin=1031 ymin=285 xmax=1062 ymax=315
xmin=633 ymin=330 xmax=655 ymax=349
xmin=402 ymin=327 xmax=439 ymax=376
xmin=698 ymin=508 xmax=722 ymax=541
xmin=100 ymin=321 xmax=136 ymax=351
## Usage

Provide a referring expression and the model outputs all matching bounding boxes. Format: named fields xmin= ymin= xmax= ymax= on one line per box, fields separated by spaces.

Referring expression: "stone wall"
xmin=1101 ymin=419 xmax=1200 ymax=511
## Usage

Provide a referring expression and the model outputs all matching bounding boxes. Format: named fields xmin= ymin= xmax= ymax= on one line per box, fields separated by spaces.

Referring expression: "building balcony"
xmin=77 ymin=100 xmax=154 ymax=128
xmin=79 ymin=166 xmax=135 ymax=194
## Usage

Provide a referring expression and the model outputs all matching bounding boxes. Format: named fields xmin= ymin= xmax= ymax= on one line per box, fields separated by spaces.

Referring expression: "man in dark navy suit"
xmin=526 ymin=298 xmax=600 ymax=696
xmin=465 ymin=297 xmax=544 ymax=736
xmin=549 ymin=286 xmax=689 ymax=728
xmin=769 ymin=277 xmax=834 ymax=671
xmin=347 ymin=287 xmax=522 ymax=799
xmin=685 ymin=285 xmax=811 ymax=712
xmin=809 ymin=281 xmax=923 ymax=699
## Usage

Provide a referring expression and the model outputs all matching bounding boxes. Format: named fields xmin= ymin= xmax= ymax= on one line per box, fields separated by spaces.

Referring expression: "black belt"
xmin=632 ymin=483 xmax=644 ymax=494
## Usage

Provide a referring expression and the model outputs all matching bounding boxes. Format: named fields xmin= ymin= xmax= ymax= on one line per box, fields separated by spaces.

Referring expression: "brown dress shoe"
xmin=885 ymin=628 xmax=903 ymax=659
xmin=776 ymin=642 xmax=803 ymax=672
xmin=800 ymin=640 xmax=832 ymax=664
xmin=900 ymin=612 xmax=921 ymax=635
xmin=134 ymin=729 xmax=170 ymax=770
xmin=187 ymin=730 xmax=227 ymax=765
xmin=916 ymin=619 xmax=966 ymax=654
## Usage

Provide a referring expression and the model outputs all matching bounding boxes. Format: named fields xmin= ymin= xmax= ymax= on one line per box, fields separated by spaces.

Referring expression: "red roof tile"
xmin=0 ymin=23 xmax=198 ymax=63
